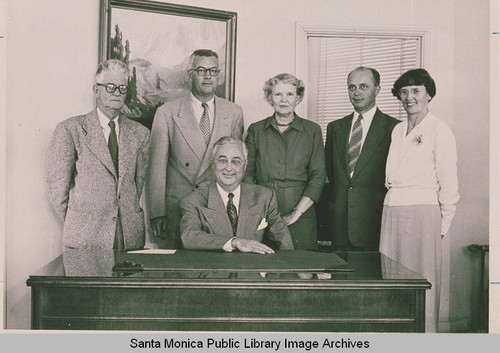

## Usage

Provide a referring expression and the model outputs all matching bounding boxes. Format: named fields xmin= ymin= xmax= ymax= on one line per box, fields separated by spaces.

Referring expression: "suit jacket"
xmin=46 ymin=109 xmax=150 ymax=250
xmin=325 ymin=108 xmax=400 ymax=249
xmin=180 ymin=182 xmax=294 ymax=250
xmin=146 ymin=95 xmax=244 ymax=241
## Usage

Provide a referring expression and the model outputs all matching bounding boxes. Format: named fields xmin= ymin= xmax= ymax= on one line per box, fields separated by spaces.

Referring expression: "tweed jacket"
xmin=46 ymin=109 xmax=150 ymax=250
xmin=180 ymin=182 xmax=294 ymax=250
xmin=325 ymin=108 xmax=400 ymax=249
xmin=146 ymin=95 xmax=244 ymax=240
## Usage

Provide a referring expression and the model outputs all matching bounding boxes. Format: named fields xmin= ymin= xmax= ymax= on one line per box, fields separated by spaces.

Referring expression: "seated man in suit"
xmin=180 ymin=137 xmax=294 ymax=253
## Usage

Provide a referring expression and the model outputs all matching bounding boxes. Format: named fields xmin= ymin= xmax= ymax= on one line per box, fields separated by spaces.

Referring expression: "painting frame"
xmin=98 ymin=0 xmax=237 ymax=128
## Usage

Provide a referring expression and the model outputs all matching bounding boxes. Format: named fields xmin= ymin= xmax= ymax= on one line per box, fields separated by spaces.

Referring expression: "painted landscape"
xmin=110 ymin=9 xmax=227 ymax=129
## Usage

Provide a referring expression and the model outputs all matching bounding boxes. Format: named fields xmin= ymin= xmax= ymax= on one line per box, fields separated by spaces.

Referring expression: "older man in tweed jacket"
xmin=46 ymin=59 xmax=150 ymax=250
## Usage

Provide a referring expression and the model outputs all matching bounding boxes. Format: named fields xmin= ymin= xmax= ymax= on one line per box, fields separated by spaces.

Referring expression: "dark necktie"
xmin=227 ymin=192 xmax=238 ymax=236
xmin=108 ymin=120 xmax=119 ymax=177
xmin=200 ymin=102 xmax=211 ymax=145
xmin=348 ymin=114 xmax=363 ymax=174
xmin=108 ymin=120 xmax=123 ymax=250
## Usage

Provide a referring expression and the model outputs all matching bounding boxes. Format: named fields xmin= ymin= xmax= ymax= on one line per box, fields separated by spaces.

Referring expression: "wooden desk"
xmin=27 ymin=250 xmax=430 ymax=332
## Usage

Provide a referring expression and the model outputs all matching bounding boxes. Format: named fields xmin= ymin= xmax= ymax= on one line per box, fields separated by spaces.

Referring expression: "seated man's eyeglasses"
xmin=190 ymin=67 xmax=220 ymax=77
xmin=215 ymin=157 xmax=242 ymax=167
xmin=97 ymin=83 xmax=130 ymax=94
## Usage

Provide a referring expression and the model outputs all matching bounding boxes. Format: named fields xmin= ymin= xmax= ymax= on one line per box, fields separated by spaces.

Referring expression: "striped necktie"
xmin=348 ymin=114 xmax=363 ymax=174
xmin=200 ymin=102 xmax=211 ymax=145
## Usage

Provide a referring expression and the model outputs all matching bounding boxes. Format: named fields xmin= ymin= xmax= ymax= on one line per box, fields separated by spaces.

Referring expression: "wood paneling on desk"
xmin=27 ymin=250 xmax=430 ymax=332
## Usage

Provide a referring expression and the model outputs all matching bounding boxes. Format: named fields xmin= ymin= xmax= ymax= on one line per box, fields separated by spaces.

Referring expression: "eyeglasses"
xmin=190 ymin=67 xmax=220 ymax=77
xmin=96 ymin=83 xmax=129 ymax=94
xmin=215 ymin=157 xmax=242 ymax=167
xmin=398 ymin=88 xmax=425 ymax=98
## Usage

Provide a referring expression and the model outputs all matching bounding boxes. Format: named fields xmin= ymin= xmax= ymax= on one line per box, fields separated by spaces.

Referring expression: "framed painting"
xmin=99 ymin=0 xmax=237 ymax=129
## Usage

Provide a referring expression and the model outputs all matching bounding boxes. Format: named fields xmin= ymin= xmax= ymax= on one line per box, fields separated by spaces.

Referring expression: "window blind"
xmin=310 ymin=36 xmax=421 ymax=141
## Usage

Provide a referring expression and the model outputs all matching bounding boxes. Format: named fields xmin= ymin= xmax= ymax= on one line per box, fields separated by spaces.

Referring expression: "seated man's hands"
xmin=231 ymin=238 xmax=275 ymax=254
xmin=150 ymin=216 xmax=168 ymax=238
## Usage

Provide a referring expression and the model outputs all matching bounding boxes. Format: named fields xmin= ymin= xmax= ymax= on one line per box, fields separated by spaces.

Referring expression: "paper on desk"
xmin=127 ymin=249 xmax=177 ymax=254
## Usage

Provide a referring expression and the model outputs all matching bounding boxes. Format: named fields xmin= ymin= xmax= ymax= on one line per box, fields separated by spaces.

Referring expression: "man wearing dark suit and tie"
xmin=46 ymin=59 xmax=150 ymax=250
xmin=325 ymin=67 xmax=400 ymax=251
xmin=180 ymin=137 xmax=294 ymax=253
xmin=147 ymin=49 xmax=244 ymax=248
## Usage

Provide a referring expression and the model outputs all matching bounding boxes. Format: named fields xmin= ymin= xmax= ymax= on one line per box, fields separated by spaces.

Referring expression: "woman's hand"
xmin=283 ymin=208 xmax=302 ymax=226
xmin=284 ymin=196 xmax=315 ymax=226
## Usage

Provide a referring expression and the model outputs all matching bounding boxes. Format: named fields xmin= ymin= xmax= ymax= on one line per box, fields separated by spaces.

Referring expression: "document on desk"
xmin=127 ymin=249 xmax=177 ymax=255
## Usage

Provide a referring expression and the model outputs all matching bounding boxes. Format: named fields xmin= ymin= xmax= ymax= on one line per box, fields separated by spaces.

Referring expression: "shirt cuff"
xmin=223 ymin=237 xmax=235 ymax=252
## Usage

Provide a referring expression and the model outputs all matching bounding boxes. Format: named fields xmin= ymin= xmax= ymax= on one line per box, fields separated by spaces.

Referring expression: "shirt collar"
xmin=264 ymin=113 xmax=305 ymax=132
xmin=96 ymin=107 xmax=119 ymax=129
xmin=407 ymin=111 xmax=435 ymax=134
xmin=191 ymin=93 xmax=215 ymax=108
xmin=216 ymin=183 xmax=241 ymax=198
xmin=216 ymin=183 xmax=241 ymax=211
xmin=353 ymin=105 xmax=377 ymax=125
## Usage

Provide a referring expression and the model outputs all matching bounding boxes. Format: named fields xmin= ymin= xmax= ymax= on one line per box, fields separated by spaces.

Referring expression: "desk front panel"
xmin=28 ymin=251 xmax=429 ymax=332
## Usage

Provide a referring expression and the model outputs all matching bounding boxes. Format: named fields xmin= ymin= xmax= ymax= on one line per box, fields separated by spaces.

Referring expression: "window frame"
xmin=295 ymin=24 xmax=432 ymax=121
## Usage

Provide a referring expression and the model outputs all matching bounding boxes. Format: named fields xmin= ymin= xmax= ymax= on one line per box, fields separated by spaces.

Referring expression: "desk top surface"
xmin=28 ymin=249 xmax=427 ymax=284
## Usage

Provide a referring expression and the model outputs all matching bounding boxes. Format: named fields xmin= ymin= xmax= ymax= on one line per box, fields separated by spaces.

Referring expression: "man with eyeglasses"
xmin=180 ymin=137 xmax=293 ymax=253
xmin=147 ymin=49 xmax=244 ymax=248
xmin=324 ymin=66 xmax=400 ymax=251
xmin=46 ymin=59 xmax=150 ymax=250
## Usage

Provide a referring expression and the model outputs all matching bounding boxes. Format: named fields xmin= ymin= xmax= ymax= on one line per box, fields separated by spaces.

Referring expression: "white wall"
xmin=5 ymin=0 xmax=490 ymax=331
xmin=6 ymin=0 xmax=99 ymax=328
xmin=490 ymin=0 xmax=500 ymax=334
xmin=1 ymin=0 xmax=8 ymax=330
xmin=450 ymin=0 xmax=490 ymax=331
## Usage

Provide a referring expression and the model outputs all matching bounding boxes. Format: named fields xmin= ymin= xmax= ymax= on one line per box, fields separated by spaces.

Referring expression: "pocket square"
xmin=257 ymin=218 xmax=268 ymax=231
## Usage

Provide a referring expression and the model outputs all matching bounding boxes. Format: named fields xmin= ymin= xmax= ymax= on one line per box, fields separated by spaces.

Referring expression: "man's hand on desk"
xmin=150 ymin=216 xmax=168 ymax=238
xmin=231 ymin=238 xmax=275 ymax=254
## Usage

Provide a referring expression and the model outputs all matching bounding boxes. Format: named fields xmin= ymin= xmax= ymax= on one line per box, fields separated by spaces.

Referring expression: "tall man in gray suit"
xmin=180 ymin=137 xmax=294 ymax=253
xmin=147 ymin=49 xmax=244 ymax=248
xmin=325 ymin=67 xmax=400 ymax=251
xmin=46 ymin=59 xmax=150 ymax=250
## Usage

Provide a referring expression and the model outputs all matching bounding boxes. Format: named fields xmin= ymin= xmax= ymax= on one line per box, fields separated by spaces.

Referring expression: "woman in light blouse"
xmin=244 ymin=73 xmax=326 ymax=249
xmin=380 ymin=69 xmax=459 ymax=332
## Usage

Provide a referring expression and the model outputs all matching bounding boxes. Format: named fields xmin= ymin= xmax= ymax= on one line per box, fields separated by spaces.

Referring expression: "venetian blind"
xmin=310 ymin=36 xmax=421 ymax=141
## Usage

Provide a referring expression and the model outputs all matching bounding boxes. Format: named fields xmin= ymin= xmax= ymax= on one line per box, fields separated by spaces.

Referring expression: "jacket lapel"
xmin=82 ymin=109 xmax=117 ymax=180
xmin=335 ymin=113 xmax=352 ymax=179
xmin=235 ymin=183 xmax=260 ymax=240
xmin=200 ymin=183 xmax=234 ymax=236
xmin=117 ymin=116 xmax=140 ymax=193
xmin=196 ymin=97 xmax=233 ymax=179
xmin=172 ymin=96 xmax=206 ymax=162
xmin=351 ymin=109 xmax=387 ymax=181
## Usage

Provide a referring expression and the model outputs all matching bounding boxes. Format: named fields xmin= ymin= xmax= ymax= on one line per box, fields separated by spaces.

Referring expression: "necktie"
xmin=108 ymin=120 xmax=123 ymax=250
xmin=200 ymin=102 xmax=211 ymax=145
xmin=227 ymin=192 xmax=238 ymax=236
xmin=108 ymin=120 xmax=119 ymax=177
xmin=348 ymin=114 xmax=363 ymax=174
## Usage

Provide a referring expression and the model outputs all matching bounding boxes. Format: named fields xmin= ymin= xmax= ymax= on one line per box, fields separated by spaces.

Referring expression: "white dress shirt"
xmin=191 ymin=93 xmax=215 ymax=132
xmin=217 ymin=183 xmax=241 ymax=252
xmin=97 ymin=107 xmax=120 ymax=143
xmin=384 ymin=112 xmax=459 ymax=235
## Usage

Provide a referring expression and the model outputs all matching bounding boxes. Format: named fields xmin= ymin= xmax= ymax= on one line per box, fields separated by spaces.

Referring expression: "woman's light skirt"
xmin=380 ymin=204 xmax=442 ymax=333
